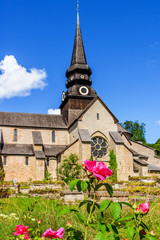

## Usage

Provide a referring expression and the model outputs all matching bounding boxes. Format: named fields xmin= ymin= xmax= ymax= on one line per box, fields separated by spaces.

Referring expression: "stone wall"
xmin=3 ymin=156 xmax=36 ymax=182
xmin=1 ymin=127 xmax=69 ymax=145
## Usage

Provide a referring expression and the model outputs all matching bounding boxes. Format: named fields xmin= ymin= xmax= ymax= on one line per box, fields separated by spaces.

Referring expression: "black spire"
xmin=65 ymin=11 xmax=92 ymax=88
xmin=71 ymin=12 xmax=87 ymax=65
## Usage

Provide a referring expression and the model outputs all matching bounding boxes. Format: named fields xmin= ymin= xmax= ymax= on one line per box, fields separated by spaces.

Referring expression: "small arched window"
xmin=14 ymin=129 xmax=18 ymax=142
xmin=52 ymin=131 xmax=55 ymax=143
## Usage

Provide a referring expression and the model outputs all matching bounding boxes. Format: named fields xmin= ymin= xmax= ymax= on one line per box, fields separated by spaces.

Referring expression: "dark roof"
xmin=71 ymin=13 xmax=87 ymax=66
xmin=68 ymin=96 xmax=119 ymax=129
xmin=1 ymin=144 xmax=34 ymax=156
xmin=34 ymin=151 xmax=45 ymax=159
xmin=130 ymin=149 xmax=139 ymax=156
xmin=109 ymin=132 xmax=124 ymax=144
xmin=148 ymin=164 xmax=160 ymax=171
xmin=117 ymin=124 xmax=132 ymax=135
xmin=78 ymin=129 xmax=92 ymax=143
xmin=32 ymin=131 xmax=43 ymax=145
xmin=44 ymin=145 xmax=67 ymax=157
xmin=0 ymin=112 xmax=67 ymax=129
xmin=133 ymin=159 xmax=148 ymax=166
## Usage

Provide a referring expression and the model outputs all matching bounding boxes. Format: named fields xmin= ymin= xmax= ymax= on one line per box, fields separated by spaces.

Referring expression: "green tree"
xmin=122 ymin=120 xmax=146 ymax=143
xmin=147 ymin=138 xmax=160 ymax=156
xmin=58 ymin=153 xmax=82 ymax=180
xmin=109 ymin=149 xmax=117 ymax=182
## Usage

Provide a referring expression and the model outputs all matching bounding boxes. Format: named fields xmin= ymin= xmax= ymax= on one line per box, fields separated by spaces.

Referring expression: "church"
xmin=0 ymin=11 xmax=160 ymax=182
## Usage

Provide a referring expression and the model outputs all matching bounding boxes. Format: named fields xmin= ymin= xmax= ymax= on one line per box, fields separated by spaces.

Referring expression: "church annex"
xmin=0 ymin=12 xmax=160 ymax=182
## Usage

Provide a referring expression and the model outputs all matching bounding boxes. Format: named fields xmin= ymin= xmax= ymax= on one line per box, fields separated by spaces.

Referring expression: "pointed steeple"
xmin=60 ymin=5 xmax=97 ymax=124
xmin=65 ymin=11 xmax=92 ymax=88
xmin=71 ymin=11 xmax=87 ymax=65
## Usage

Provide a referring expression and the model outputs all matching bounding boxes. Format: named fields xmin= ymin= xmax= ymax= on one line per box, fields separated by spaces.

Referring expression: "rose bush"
xmin=12 ymin=159 xmax=158 ymax=240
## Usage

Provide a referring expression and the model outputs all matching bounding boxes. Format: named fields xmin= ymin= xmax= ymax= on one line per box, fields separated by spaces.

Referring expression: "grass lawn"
xmin=0 ymin=197 xmax=160 ymax=239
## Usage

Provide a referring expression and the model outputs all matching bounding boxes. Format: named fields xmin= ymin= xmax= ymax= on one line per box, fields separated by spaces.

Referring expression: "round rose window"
xmin=91 ymin=137 xmax=108 ymax=158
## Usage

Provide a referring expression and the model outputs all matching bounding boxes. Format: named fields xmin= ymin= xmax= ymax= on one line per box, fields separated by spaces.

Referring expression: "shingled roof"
xmin=32 ymin=131 xmax=43 ymax=145
xmin=1 ymin=144 xmax=34 ymax=155
xmin=0 ymin=112 xmax=67 ymax=129
xmin=109 ymin=132 xmax=124 ymax=144
xmin=44 ymin=145 xmax=67 ymax=157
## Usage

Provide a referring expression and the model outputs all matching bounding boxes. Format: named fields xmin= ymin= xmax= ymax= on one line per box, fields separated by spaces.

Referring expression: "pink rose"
xmin=13 ymin=225 xmax=28 ymax=236
xmin=150 ymin=230 xmax=155 ymax=236
xmin=38 ymin=219 xmax=42 ymax=224
xmin=139 ymin=202 xmax=150 ymax=214
xmin=84 ymin=160 xmax=113 ymax=180
xmin=23 ymin=233 xmax=29 ymax=239
xmin=66 ymin=221 xmax=72 ymax=227
xmin=43 ymin=227 xmax=64 ymax=239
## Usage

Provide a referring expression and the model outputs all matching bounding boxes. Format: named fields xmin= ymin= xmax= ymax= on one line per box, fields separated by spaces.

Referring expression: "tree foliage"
xmin=58 ymin=154 xmax=82 ymax=180
xmin=109 ymin=149 xmax=117 ymax=182
xmin=122 ymin=120 xmax=146 ymax=143
xmin=147 ymin=138 xmax=160 ymax=156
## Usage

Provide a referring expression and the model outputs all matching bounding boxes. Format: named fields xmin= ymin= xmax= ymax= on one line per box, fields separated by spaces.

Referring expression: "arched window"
xmin=52 ymin=131 xmax=55 ymax=143
xmin=91 ymin=137 xmax=108 ymax=158
xmin=14 ymin=129 xmax=18 ymax=142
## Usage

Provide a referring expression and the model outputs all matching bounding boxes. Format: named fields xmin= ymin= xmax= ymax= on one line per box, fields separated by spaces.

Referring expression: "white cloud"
xmin=48 ymin=108 xmax=61 ymax=115
xmin=156 ymin=121 xmax=160 ymax=126
xmin=0 ymin=55 xmax=47 ymax=99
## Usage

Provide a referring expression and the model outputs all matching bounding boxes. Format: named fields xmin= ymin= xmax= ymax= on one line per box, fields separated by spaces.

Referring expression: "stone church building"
xmin=1 ymin=14 xmax=160 ymax=182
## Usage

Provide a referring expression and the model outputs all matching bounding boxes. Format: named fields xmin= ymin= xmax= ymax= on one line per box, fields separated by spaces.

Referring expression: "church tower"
xmin=60 ymin=9 xmax=97 ymax=124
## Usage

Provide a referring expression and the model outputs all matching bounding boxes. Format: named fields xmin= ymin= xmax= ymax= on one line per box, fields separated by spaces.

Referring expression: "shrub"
xmin=43 ymin=170 xmax=53 ymax=181
xmin=58 ymin=154 xmax=82 ymax=180
xmin=109 ymin=149 xmax=118 ymax=182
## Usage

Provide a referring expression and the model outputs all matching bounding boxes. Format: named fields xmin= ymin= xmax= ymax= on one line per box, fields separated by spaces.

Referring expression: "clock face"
xmin=79 ymin=86 xmax=89 ymax=95
xmin=62 ymin=91 xmax=66 ymax=101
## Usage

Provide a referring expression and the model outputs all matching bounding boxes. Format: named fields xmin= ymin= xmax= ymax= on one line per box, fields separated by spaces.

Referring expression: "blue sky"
xmin=0 ymin=0 xmax=160 ymax=143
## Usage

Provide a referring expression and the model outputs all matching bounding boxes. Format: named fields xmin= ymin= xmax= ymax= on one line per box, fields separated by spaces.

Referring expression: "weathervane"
xmin=77 ymin=0 xmax=79 ymax=12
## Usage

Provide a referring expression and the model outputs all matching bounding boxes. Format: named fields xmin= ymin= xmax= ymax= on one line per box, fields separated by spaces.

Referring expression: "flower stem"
xmin=84 ymin=188 xmax=96 ymax=240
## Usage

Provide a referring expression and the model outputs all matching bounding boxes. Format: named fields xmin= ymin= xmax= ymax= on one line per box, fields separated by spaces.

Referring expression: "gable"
xmin=78 ymin=98 xmax=118 ymax=134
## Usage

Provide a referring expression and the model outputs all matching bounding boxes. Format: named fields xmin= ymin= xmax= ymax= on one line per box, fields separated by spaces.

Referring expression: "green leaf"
xmin=126 ymin=220 xmax=134 ymax=227
xmin=95 ymin=183 xmax=103 ymax=191
xmin=119 ymin=202 xmax=132 ymax=208
xmin=57 ymin=207 xmax=71 ymax=217
xmin=70 ymin=179 xmax=79 ymax=191
xmin=104 ymin=183 xmax=113 ymax=197
xmin=110 ymin=202 xmax=122 ymax=220
xmin=107 ymin=237 xmax=115 ymax=240
xmin=145 ymin=236 xmax=158 ymax=240
xmin=81 ymin=180 xmax=88 ymax=192
xmin=74 ymin=212 xmax=86 ymax=223
xmin=100 ymin=200 xmax=110 ymax=212
xmin=79 ymin=200 xmax=92 ymax=208
xmin=117 ymin=216 xmax=134 ymax=222
xmin=95 ymin=232 xmax=107 ymax=240
xmin=77 ymin=180 xmax=82 ymax=192
xmin=64 ymin=177 xmax=74 ymax=183
xmin=127 ymin=226 xmax=135 ymax=239
xmin=98 ymin=224 xmax=106 ymax=232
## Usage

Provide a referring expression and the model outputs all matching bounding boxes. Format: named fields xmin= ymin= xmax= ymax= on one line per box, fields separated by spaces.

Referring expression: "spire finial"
xmin=77 ymin=0 xmax=79 ymax=25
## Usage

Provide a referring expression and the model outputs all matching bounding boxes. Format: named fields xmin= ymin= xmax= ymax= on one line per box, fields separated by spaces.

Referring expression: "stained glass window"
xmin=91 ymin=137 xmax=108 ymax=158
